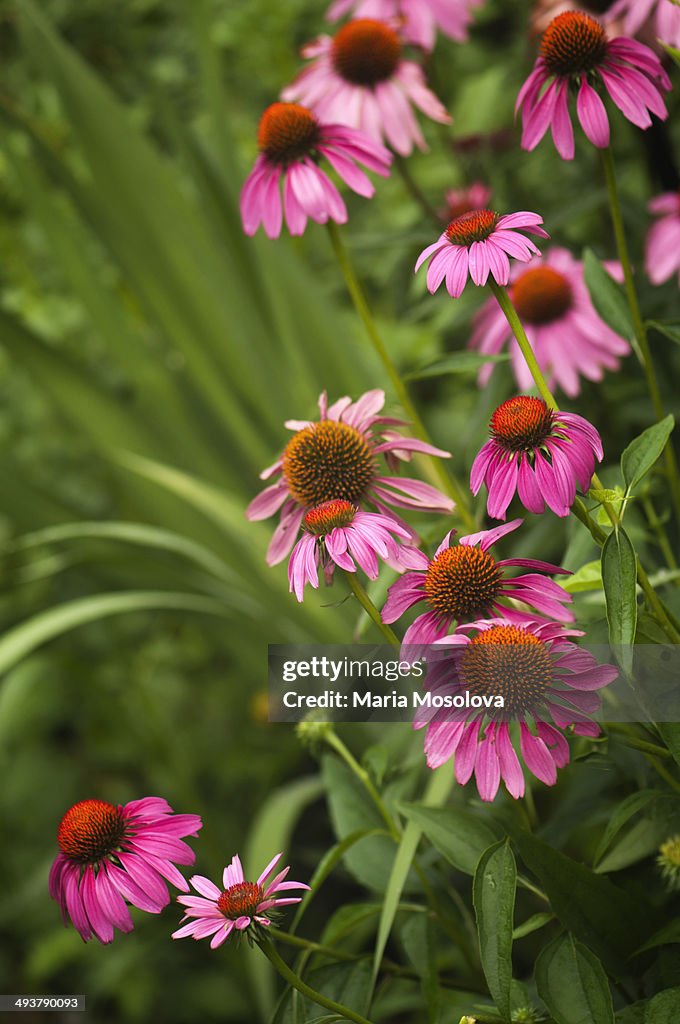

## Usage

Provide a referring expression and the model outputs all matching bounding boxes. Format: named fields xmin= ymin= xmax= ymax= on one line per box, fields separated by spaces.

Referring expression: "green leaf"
xmin=398 ymin=802 xmax=497 ymax=876
xmin=290 ymin=829 xmax=388 ymax=933
xmin=400 ymin=914 xmax=441 ymax=1024
xmin=0 ymin=591 xmax=227 ymax=678
xmin=657 ymin=724 xmax=680 ymax=769
xmin=593 ymin=790 xmax=661 ymax=866
xmin=601 ymin=526 xmax=637 ymax=673
xmin=372 ymin=767 xmax=451 ymax=990
xmin=658 ymin=42 xmax=680 ymax=68
xmin=647 ymin=320 xmax=680 ymax=346
xmin=405 ymin=352 xmax=509 ymax=381
xmin=512 ymin=912 xmax=555 ymax=941
xmin=583 ymin=249 xmax=633 ymax=341
xmin=514 ymin=831 xmax=657 ymax=974
xmin=589 ymin=488 xmax=625 ymax=504
xmin=561 ymin=560 xmax=602 ymax=594
xmin=278 ymin=962 xmax=373 ymax=1024
xmin=636 ymin=919 xmax=680 ymax=954
xmin=645 ymin=987 xmax=680 ymax=1023
xmin=621 ymin=416 xmax=675 ymax=495
xmin=535 ymin=933 xmax=613 ymax=1024
xmin=473 ymin=839 xmax=516 ymax=1020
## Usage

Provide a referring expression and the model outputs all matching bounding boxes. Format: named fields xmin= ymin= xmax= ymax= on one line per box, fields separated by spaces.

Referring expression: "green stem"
xmin=258 ymin=937 xmax=375 ymax=1024
xmin=649 ymin=758 xmax=680 ymax=795
xmin=606 ymin=723 xmax=672 ymax=759
xmin=325 ymin=728 xmax=401 ymax=840
xmin=394 ymin=156 xmax=442 ymax=228
xmin=601 ymin=146 xmax=680 ymax=522
xmin=489 ymin=279 xmax=556 ymax=409
xmin=326 ymin=221 xmax=477 ymax=531
xmin=343 ymin=571 xmax=400 ymax=646
xmin=492 ymin=282 xmax=680 ymax=644
xmin=642 ymin=496 xmax=678 ymax=572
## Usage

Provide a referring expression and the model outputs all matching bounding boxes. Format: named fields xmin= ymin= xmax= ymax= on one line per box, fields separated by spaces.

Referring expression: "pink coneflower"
xmin=441 ymin=181 xmax=492 ymax=223
xmin=172 ymin=852 xmax=309 ymax=948
xmin=471 ymin=396 xmax=603 ymax=519
xmin=469 ymin=248 xmax=630 ymax=397
xmin=288 ymin=499 xmax=414 ymax=601
xmin=531 ymin=1 xmax=625 ymax=37
xmin=49 ymin=797 xmax=202 ymax=944
xmin=382 ymin=518 xmax=573 ymax=642
xmin=645 ymin=191 xmax=680 ymax=286
xmin=415 ymin=209 xmax=548 ymax=296
xmin=281 ymin=19 xmax=451 ymax=156
xmin=240 ymin=102 xmax=391 ymax=239
xmin=415 ymin=618 xmax=617 ymax=800
xmin=247 ymin=389 xmax=454 ymax=565
xmin=606 ymin=0 xmax=680 ymax=49
xmin=517 ymin=11 xmax=671 ymax=160
xmin=326 ymin=0 xmax=483 ymax=51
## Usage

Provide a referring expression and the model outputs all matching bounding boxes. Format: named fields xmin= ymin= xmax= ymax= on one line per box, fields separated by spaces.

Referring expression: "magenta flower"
xmin=382 ymin=518 xmax=573 ymax=643
xmin=471 ymin=396 xmax=603 ymax=520
xmin=606 ymin=0 xmax=680 ymax=49
xmin=240 ymin=102 xmax=391 ymax=239
xmin=288 ymin=499 xmax=414 ymax=601
xmin=414 ymin=618 xmax=617 ymax=800
xmin=517 ymin=11 xmax=671 ymax=160
xmin=281 ymin=19 xmax=451 ymax=156
xmin=247 ymin=389 xmax=454 ymax=565
xmin=49 ymin=797 xmax=202 ymax=944
xmin=645 ymin=191 xmax=680 ymax=286
xmin=415 ymin=209 xmax=549 ymax=297
xmin=469 ymin=248 xmax=630 ymax=397
xmin=172 ymin=852 xmax=309 ymax=948
xmin=325 ymin=0 xmax=483 ymax=50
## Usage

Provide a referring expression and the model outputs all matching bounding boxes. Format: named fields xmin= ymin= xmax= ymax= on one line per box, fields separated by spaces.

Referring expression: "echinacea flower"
xmin=289 ymin=499 xmax=415 ymax=601
xmin=414 ymin=618 xmax=617 ymax=800
xmin=606 ymin=0 xmax=680 ymax=49
xmin=469 ymin=247 xmax=630 ymax=397
xmin=382 ymin=518 xmax=573 ymax=642
xmin=247 ymin=389 xmax=454 ymax=565
xmin=471 ymin=396 xmax=603 ymax=519
xmin=531 ymin=1 xmax=625 ymax=37
xmin=172 ymin=852 xmax=309 ymax=948
xmin=517 ymin=11 xmax=671 ymax=160
xmin=240 ymin=102 xmax=391 ymax=239
xmin=415 ymin=209 xmax=549 ymax=296
xmin=281 ymin=19 xmax=451 ymax=156
xmin=326 ymin=0 xmax=483 ymax=51
xmin=49 ymin=797 xmax=202 ymax=944
xmin=645 ymin=191 xmax=680 ymax=286
xmin=441 ymin=181 xmax=492 ymax=222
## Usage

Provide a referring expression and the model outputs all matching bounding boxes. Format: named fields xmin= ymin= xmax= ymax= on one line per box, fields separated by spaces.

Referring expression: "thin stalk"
xmin=642 ymin=496 xmax=678 ymax=572
xmin=601 ymin=146 xmax=680 ymax=521
xmin=258 ymin=937 xmax=375 ymax=1024
xmin=344 ymin=571 xmax=400 ymax=646
xmin=325 ymin=728 xmax=401 ymax=840
xmin=394 ymin=155 xmax=442 ymax=228
xmin=648 ymin=758 xmax=680 ymax=795
xmin=492 ymin=282 xmax=680 ymax=644
xmin=327 ymin=221 xmax=477 ymax=531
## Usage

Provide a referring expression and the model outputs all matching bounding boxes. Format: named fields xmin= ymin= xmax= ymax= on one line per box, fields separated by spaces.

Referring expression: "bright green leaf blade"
xmin=512 ymin=912 xmax=555 ymax=941
xmin=398 ymin=802 xmax=497 ymax=876
xmin=371 ymin=767 xmax=451 ymax=989
xmin=621 ymin=416 xmax=675 ymax=495
xmin=535 ymin=933 xmax=613 ymax=1024
xmin=601 ymin=526 xmax=637 ymax=673
xmin=583 ymin=249 xmax=633 ymax=341
xmin=593 ymin=790 xmax=662 ymax=866
xmin=0 ymin=591 xmax=227 ymax=678
xmin=473 ymin=839 xmax=516 ymax=1020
